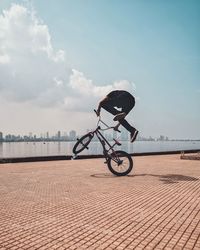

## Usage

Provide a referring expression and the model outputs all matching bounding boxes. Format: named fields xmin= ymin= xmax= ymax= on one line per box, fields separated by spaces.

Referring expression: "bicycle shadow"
xmin=91 ymin=173 xmax=117 ymax=178
xmin=129 ymin=174 xmax=199 ymax=184
xmin=91 ymin=173 xmax=199 ymax=184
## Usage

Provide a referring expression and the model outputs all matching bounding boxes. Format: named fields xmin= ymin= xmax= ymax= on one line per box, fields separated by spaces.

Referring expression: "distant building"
xmin=5 ymin=134 xmax=12 ymax=141
xmin=113 ymin=130 xmax=117 ymax=139
xmin=0 ymin=132 xmax=3 ymax=141
xmin=69 ymin=130 xmax=76 ymax=141
xmin=148 ymin=136 xmax=155 ymax=141
xmin=105 ymin=133 xmax=112 ymax=141
xmin=158 ymin=135 xmax=165 ymax=141
xmin=121 ymin=128 xmax=128 ymax=141
xmin=57 ymin=131 xmax=61 ymax=140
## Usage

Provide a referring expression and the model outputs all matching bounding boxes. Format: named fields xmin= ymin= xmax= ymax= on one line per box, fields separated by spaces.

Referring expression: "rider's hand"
xmin=96 ymin=109 xmax=100 ymax=116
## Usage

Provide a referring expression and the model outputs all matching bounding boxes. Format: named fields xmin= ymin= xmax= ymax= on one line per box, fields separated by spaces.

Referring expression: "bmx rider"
xmin=96 ymin=90 xmax=138 ymax=143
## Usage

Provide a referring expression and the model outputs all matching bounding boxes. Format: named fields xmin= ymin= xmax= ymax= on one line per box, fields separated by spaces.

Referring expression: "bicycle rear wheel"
xmin=73 ymin=133 xmax=94 ymax=155
xmin=107 ymin=150 xmax=133 ymax=176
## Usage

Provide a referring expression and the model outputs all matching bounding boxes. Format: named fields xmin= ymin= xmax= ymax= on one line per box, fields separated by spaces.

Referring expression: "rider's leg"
xmin=101 ymin=102 xmax=121 ymax=116
xmin=119 ymin=112 xmax=138 ymax=142
xmin=102 ymin=102 xmax=134 ymax=133
xmin=119 ymin=98 xmax=139 ymax=142
xmin=102 ymin=99 xmax=138 ymax=140
xmin=119 ymin=119 xmax=135 ymax=133
xmin=118 ymin=97 xmax=136 ymax=133
xmin=114 ymin=122 xmax=120 ymax=131
xmin=113 ymin=112 xmax=126 ymax=121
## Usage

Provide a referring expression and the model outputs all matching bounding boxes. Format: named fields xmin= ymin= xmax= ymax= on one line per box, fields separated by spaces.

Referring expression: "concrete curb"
xmin=0 ymin=149 xmax=200 ymax=164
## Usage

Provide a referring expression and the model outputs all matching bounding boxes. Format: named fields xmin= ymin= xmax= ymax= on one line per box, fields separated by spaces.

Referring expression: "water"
xmin=0 ymin=141 xmax=200 ymax=158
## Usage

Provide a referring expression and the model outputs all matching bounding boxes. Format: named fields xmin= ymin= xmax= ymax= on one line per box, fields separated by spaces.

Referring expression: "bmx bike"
xmin=72 ymin=110 xmax=133 ymax=176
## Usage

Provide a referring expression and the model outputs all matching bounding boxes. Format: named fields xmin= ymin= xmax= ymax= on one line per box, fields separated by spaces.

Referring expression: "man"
xmin=96 ymin=90 xmax=138 ymax=142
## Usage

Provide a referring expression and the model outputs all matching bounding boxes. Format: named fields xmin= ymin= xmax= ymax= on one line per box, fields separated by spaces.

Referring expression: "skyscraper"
xmin=69 ymin=130 xmax=76 ymax=141
xmin=0 ymin=132 xmax=3 ymax=142
xmin=57 ymin=131 xmax=61 ymax=140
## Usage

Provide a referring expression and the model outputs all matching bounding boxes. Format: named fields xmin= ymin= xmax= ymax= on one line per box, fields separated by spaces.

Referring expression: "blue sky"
xmin=0 ymin=0 xmax=199 ymax=139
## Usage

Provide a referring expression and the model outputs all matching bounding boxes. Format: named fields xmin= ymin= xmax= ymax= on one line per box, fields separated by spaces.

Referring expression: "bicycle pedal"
xmin=114 ymin=139 xmax=121 ymax=146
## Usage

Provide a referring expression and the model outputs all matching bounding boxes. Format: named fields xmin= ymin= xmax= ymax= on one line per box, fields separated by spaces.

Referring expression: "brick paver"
xmin=0 ymin=154 xmax=199 ymax=250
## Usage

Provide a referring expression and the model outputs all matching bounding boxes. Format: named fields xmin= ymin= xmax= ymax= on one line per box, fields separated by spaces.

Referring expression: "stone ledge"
xmin=180 ymin=152 xmax=200 ymax=160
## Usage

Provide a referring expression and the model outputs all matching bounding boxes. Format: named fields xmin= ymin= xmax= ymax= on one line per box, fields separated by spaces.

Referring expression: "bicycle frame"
xmin=72 ymin=110 xmax=133 ymax=175
xmin=90 ymin=110 xmax=122 ymax=163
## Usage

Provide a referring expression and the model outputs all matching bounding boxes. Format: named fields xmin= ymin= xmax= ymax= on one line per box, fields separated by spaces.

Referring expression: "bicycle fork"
xmin=102 ymin=141 xmax=123 ymax=165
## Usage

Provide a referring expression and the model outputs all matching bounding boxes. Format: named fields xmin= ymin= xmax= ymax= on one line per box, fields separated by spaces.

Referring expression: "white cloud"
xmin=0 ymin=4 xmax=69 ymax=104
xmin=0 ymin=4 xmax=136 ymax=113
xmin=66 ymin=69 xmax=135 ymax=110
xmin=0 ymin=54 xmax=10 ymax=64
xmin=69 ymin=69 xmax=135 ymax=98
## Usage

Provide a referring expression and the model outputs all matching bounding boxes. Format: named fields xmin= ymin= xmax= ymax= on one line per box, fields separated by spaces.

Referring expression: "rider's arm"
xmin=97 ymin=96 xmax=109 ymax=116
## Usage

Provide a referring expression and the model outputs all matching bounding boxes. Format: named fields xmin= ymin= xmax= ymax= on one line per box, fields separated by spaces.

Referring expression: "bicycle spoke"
xmin=72 ymin=133 xmax=93 ymax=154
xmin=107 ymin=150 xmax=133 ymax=176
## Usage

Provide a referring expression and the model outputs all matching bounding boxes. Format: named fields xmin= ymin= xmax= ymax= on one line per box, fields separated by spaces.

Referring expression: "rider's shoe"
xmin=113 ymin=112 xmax=126 ymax=121
xmin=113 ymin=122 xmax=120 ymax=132
xmin=130 ymin=129 xmax=139 ymax=143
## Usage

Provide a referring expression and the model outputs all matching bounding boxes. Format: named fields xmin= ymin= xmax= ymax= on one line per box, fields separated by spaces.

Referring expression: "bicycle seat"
xmin=113 ymin=139 xmax=121 ymax=146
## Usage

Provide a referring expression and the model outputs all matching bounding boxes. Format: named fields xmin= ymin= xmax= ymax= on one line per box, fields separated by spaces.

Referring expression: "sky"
xmin=0 ymin=0 xmax=199 ymax=139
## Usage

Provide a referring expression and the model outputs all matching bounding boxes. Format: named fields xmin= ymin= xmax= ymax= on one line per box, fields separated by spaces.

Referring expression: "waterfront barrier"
xmin=0 ymin=149 xmax=200 ymax=164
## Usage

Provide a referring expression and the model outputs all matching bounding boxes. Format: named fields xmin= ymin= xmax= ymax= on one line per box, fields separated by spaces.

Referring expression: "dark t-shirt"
xmin=107 ymin=90 xmax=133 ymax=98
xmin=107 ymin=90 xmax=134 ymax=107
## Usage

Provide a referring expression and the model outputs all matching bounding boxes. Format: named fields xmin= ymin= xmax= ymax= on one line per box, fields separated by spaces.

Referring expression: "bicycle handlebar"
xmin=94 ymin=109 xmax=99 ymax=116
xmin=93 ymin=109 xmax=121 ymax=133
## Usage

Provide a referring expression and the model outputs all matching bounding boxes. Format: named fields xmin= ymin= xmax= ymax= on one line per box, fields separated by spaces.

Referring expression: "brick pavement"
xmin=0 ymin=154 xmax=199 ymax=250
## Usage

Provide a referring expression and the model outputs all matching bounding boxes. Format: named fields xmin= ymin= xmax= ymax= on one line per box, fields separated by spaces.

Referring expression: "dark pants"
xmin=101 ymin=96 xmax=135 ymax=133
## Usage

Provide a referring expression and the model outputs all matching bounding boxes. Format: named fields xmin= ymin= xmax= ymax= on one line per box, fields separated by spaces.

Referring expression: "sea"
xmin=0 ymin=140 xmax=200 ymax=158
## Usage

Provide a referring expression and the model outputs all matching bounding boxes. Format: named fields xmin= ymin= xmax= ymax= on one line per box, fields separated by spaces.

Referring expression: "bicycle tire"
xmin=72 ymin=133 xmax=94 ymax=155
xmin=107 ymin=150 xmax=133 ymax=176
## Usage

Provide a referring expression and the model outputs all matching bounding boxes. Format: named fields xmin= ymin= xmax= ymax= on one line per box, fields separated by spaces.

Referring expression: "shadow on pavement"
xmin=91 ymin=173 xmax=199 ymax=184
xmin=127 ymin=174 xmax=199 ymax=184
xmin=91 ymin=173 xmax=117 ymax=178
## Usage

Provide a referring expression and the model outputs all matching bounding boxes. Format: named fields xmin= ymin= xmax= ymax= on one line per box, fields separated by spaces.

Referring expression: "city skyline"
xmin=0 ymin=1 xmax=200 ymax=139
xmin=0 ymin=129 xmax=199 ymax=143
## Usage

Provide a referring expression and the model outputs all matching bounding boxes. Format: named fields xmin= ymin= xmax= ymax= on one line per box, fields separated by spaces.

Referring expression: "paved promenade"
xmin=0 ymin=154 xmax=199 ymax=250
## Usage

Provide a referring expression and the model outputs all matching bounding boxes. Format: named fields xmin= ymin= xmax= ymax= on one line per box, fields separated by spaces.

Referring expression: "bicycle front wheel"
xmin=107 ymin=150 xmax=133 ymax=176
xmin=72 ymin=133 xmax=94 ymax=155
